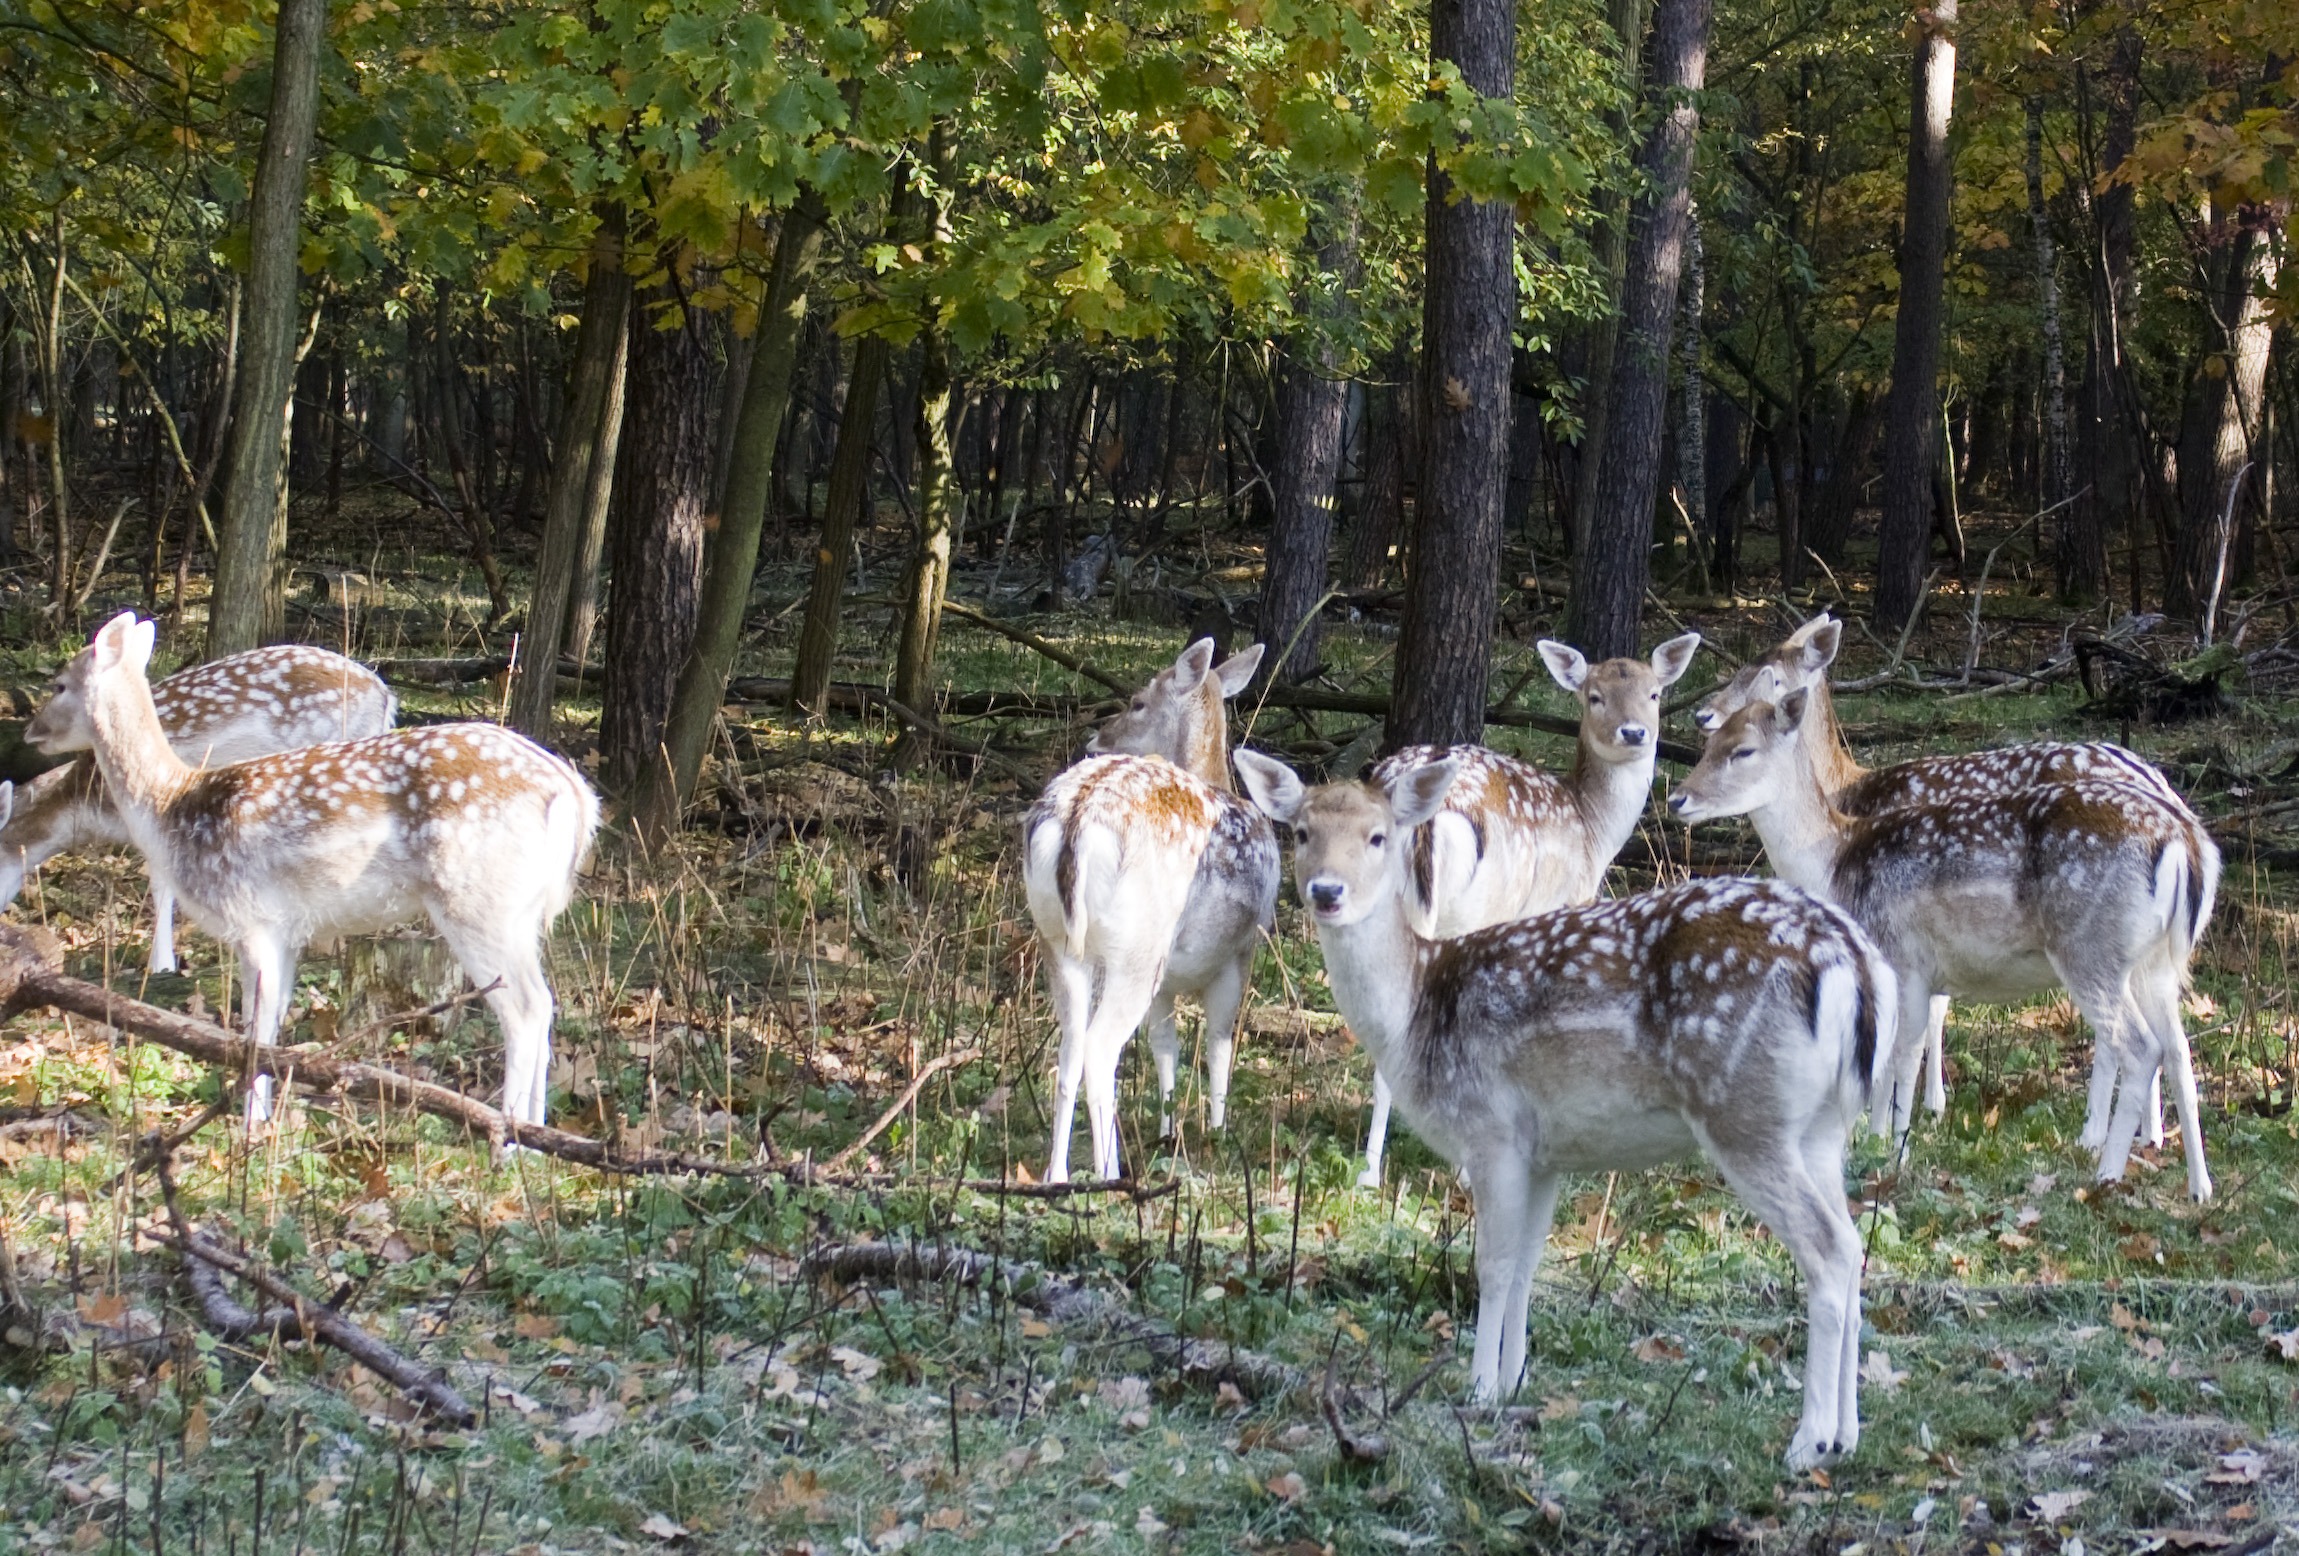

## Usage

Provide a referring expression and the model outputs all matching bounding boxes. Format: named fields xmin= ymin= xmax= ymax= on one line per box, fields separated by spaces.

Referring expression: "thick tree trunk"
xmin=789 ymin=333 xmax=893 ymax=712
xmin=1345 ymin=365 xmax=1411 ymax=589
xmin=2027 ymin=99 xmax=2093 ymax=599
xmin=637 ymin=195 xmax=828 ymax=832
xmin=2169 ymin=219 xmax=2277 ymax=629
xmin=208 ymin=0 xmax=327 ymax=657
xmin=1570 ymin=0 xmax=1652 ymax=544
xmin=1874 ymin=0 xmax=1960 ymax=632
xmin=509 ymin=215 xmax=631 ymax=739
xmin=1567 ymin=0 xmax=1710 ymax=660
xmin=1387 ymin=0 xmax=1515 ymax=749
xmin=599 ymin=277 xmax=714 ymax=799
xmin=1258 ymin=210 xmax=1359 ymax=685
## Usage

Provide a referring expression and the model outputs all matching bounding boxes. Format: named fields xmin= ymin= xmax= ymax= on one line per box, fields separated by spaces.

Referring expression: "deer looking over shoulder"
xmin=43 ymin=614 xmax=598 ymax=1131
xmin=18 ymin=644 xmax=396 ymax=973
xmin=1693 ymin=613 xmax=2199 ymax=1138
xmin=1237 ymin=748 xmax=1895 ymax=1469
xmin=1026 ymin=638 xmax=1277 ymax=1181
xmin=1673 ymin=689 xmax=2218 ymax=1201
xmin=1351 ymin=631 xmax=1700 ymax=1186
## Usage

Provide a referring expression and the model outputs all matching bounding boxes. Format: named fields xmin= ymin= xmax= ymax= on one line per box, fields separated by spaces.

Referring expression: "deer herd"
xmin=11 ymin=609 xmax=2221 ymax=1470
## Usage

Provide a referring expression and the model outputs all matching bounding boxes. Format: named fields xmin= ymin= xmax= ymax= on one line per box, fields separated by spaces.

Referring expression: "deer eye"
xmin=1733 ymin=747 xmax=1756 ymax=761
xmin=1293 ymin=827 xmax=1309 ymax=844
xmin=1131 ymin=700 xmax=1145 ymax=711
xmin=1368 ymin=832 xmax=1386 ymax=848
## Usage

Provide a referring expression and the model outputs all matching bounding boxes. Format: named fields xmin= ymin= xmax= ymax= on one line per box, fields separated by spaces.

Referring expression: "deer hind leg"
xmin=430 ymin=915 xmax=560 ymax=1135
xmin=2131 ymin=965 xmax=2211 ymax=1202
xmin=1921 ymin=994 xmax=1950 ymax=1115
xmin=1496 ymin=1171 xmax=1561 ymax=1401
xmin=1714 ymin=1143 xmax=1864 ymax=1469
xmin=1198 ymin=954 xmax=1249 ymax=1133
xmin=1884 ymin=975 xmax=1936 ymax=1146
xmin=239 ymin=934 xmax=301 ymax=1125
xmin=1358 ymin=1069 xmax=1394 ymax=1189
xmin=148 ymin=880 xmax=178 ymax=975
xmin=2063 ymin=968 xmax=2161 ymax=1188
xmin=1145 ymin=987 xmax=1181 ymax=1140
xmin=1078 ymin=954 xmax=1167 ymax=1182
xmin=1043 ymin=953 xmax=1096 ymax=1184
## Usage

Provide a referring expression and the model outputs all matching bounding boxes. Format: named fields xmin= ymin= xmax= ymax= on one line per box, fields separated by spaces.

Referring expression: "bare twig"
xmin=823 ymin=1048 xmax=983 ymax=1171
xmin=939 ymin=600 xmax=1132 ymax=693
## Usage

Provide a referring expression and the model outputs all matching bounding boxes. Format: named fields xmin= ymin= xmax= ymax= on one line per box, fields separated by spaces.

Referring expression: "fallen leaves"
xmin=1859 ymin=1349 xmax=1908 ymax=1390
xmin=1265 ymin=1470 xmax=1308 ymax=1503
xmin=1631 ymin=1333 xmax=1686 ymax=1363
xmin=639 ymin=1512 xmax=689 ymax=1542
xmin=2028 ymin=1489 xmax=2092 ymax=1523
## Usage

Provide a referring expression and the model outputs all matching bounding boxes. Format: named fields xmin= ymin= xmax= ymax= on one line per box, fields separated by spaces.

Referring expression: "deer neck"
xmin=1567 ymin=739 xmax=1659 ymax=864
xmin=0 ymin=762 xmax=109 ymax=898
xmin=1313 ymin=885 xmax=1428 ymax=1081
xmin=1178 ymin=688 xmax=1233 ymax=792
xmin=1742 ymin=760 xmax=1849 ymax=899
xmin=87 ymin=675 xmax=194 ymax=825
xmin=1803 ymin=680 xmax=1865 ymax=795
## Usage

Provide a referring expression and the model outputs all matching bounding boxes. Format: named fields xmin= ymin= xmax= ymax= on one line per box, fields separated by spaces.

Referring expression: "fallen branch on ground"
xmin=801 ymin=1240 xmax=1302 ymax=1400
xmin=939 ymin=600 xmax=1133 ymax=693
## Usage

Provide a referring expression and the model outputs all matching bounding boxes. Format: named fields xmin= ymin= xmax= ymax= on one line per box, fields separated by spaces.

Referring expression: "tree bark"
xmin=1676 ymin=203 xmax=1707 ymax=585
xmin=1874 ymin=0 xmax=1960 ymax=632
xmin=2078 ymin=22 xmax=2142 ymax=602
xmin=1258 ymin=208 xmax=1359 ymax=686
xmin=1386 ymin=0 xmax=1515 ymax=750
xmin=509 ymin=214 xmax=631 ymax=739
xmin=636 ymin=194 xmax=827 ymax=832
xmin=2027 ymin=98 xmax=2093 ymax=599
xmin=1345 ymin=365 xmax=1411 ymax=589
xmin=207 ymin=0 xmax=328 ymax=657
xmin=2169 ymin=216 xmax=2277 ymax=627
xmin=891 ymin=131 xmax=959 ymax=722
xmin=599 ymin=274 xmax=714 ymax=799
xmin=1567 ymin=0 xmax=1710 ymax=660
xmin=1570 ymin=0 xmax=1653 ymax=544
xmin=1804 ymin=386 xmax=1882 ymax=566
xmin=789 ymin=326 xmax=894 ymax=712
xmin=561 ymin=312 xmax=629 ymax=673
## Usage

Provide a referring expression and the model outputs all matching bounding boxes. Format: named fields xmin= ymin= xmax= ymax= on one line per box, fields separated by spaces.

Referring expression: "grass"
xmin=3 ymin=493 xmax=2298 ymax=1554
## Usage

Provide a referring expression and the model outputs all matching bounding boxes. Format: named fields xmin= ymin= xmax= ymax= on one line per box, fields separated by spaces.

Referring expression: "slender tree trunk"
xmin=1676 ymin=203 xmax=1707 ymax=584
xmin=563 ymin=316 xmax=629 ymax=672
xmin=208 ymin=0 xmax=327 ymax=656
xmin=2079 ymin=24 xmax=2143 ymax=599
xmin=429 ymin=293 xmax=511 ymax=621
xmin=1258 ymin=207 xmax=1359 ymax=685
xmin=1875 ymin=0 xmax=1960 ymax=631
xmin=1568 ymin=0 xmax=1710 ymax=659
xmin=892 ymin=133 xmax=959 ymax=720
xmin=1805 ymin=387 xmax=1881 ymax=565
xmin=1570 ymin=0 xmax=1653 ymax=543
xmin=2026 ymin=99 xmax=2092 ymax=598
xmin=1388 ymin=0 xmax=1514 ymax=748
xmin=37 ymin=234 xmax=70 ymax=606
xmin=2169 ymin=218 xmax=2278 ymax=627
xmin=509 ymin=215 xmax=631 ymax=738
xmin=1345 ymin=366 xmax=1411 ymax=589
xmin=636 ymin=197 xmax=829 ymax=830
xmin=599 ymin=273 xmax=714 ymax=799
xmin=789 ymin=320 xmax=895 ymax=711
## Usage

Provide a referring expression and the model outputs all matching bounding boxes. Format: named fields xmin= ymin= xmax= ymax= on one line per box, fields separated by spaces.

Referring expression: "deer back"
xmin=1836 ymin=742 xmax=2190 ymax=820
xmin=151 ymin=646 xmax=397 ymax=765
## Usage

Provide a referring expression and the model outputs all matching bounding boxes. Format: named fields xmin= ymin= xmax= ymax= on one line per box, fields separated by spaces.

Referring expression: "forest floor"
xmin=5 ymin=494 xmax=2299 ymax=1555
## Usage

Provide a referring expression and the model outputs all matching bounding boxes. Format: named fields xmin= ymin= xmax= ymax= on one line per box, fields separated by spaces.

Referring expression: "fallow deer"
xmin=44 ymin=614 xmax=598 ymax=1129
xmin=1693 ymin=613 xmax=2199 ymax=1137
xmin=1026 ymin=638 xmax=1278 ymax=1180
xmin=1672 ymin=690 xmax=2218 ymax=1201
xmin=17 ymin=644 xmax=396 ymax=972
xmin=1352 ymin=631 xmax=1701 ymax=1185
xmin=1236 ymin=748 xmax=1895 ymax=1469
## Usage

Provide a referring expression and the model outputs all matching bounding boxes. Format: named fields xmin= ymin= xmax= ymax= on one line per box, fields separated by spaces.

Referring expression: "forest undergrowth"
xmin=5 ymin=497 xmax=2299 ymax=1556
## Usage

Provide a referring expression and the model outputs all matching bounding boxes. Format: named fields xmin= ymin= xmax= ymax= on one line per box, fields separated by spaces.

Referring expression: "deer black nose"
xmin=1618 ymin=724 xmax=1650 ymax=747
xmin=1694 ymin=709 xmax=1719 ymax=731
xmin=1308 ymin=880 xmax=1344 ymax=913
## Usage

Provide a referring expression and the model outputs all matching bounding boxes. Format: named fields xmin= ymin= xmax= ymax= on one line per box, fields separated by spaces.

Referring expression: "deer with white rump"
xmin=1235 ymin=747 xmax=1895 ymax=1469
xmin=1026 ymin=637 xmax=1278 ymax=1181
xmin=17 ymin=644 xmax=396 ymax=973
xmin=1672 ymin=688 xmax=2218 ymax=1201
xmin=1694 ymin=613 xmax=2203 ymax=1145
xmin=1353 ymin=631 xmax=1701 ymax=1186
xmin=43 ymin=614 xmax=598 ymax=1130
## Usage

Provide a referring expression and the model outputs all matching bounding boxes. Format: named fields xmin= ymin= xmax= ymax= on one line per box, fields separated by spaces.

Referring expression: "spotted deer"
xmin=1025 ymin=638 xmax=1279 ymax=1181
xmin=1352 ymin=631 xmax=1701 ymax=1186
xmin=1236 ymin=748 xmax=1895 ymax=1469
xmin=17 ymin=644 xmax=396 ymax=973
xmin=43 ymin=614 xmax=599 ymax=1129
xmin=1673 ymin=689 xmax=2218 ymax=1201
xmin=1694 ymin=613 xmax=2199 ymax=1137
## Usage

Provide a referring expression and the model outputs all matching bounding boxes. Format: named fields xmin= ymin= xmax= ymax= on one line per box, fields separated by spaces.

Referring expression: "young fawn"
xmin=1353 ymin=632 xmax=1701 ymax=1185
xmin=18 ymin=644 xmax=396 ymax=972
xmin=47 ymin=614 xmax=599 ymax=1129
xmin=1694 ymin=613 xmax=2198 ymax=1135
xmin=1673 ymin=689 xmax=2219 ymax=1201
xmin=1025 ymin=637 xmax=1278 ymax=1182
xmin=1236 ymin=748 xmax=1895 ymax=1469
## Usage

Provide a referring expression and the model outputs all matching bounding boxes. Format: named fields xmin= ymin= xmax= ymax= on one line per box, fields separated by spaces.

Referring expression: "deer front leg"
xmin=238 ymin=936 xmax=299 ymax=1125
xmin=1885 ymin=975 xmax=1936 ymax=1146
xmin=1358 ymin=1068 xmax=1394 ymax=1189
xmin=1145 ymin=988 xmax=1181 ymax=1139
xmin=148 ymin=882 xmax=178 ymax=975
xmin=1464 ymin=1150 xmax=1538 ymax=1403
xmin=1921 ymin=994 xmax=1949 ymax=1115
xmin=2133 ymin=971 xmax=2211 ymax=1203
xmin=1198 ymin=954 xmax=1249 ymax=1133
xmin=2073 ymin=977 xmax=2161 ymax=1187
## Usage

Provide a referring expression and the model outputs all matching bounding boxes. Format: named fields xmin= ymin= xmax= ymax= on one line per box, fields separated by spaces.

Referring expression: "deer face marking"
xmin=1238 ymin=750 xmax=1458 ymax=927
xmin=1540 ymin=633 xmax=1701 ymax=762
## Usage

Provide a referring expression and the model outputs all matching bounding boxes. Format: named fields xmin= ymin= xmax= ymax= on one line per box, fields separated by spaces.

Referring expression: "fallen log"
xmin=938 ymin=601 xmax=1133 ymax=693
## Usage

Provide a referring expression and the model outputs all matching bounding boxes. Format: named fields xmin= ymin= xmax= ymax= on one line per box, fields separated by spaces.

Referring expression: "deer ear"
xmin=126 ymin=619 xmax=157 ymax=674
xmin=0 ymin=781 xmax=14 ymax=833
xmin=1649 ymin=632 xmax=1701 ymax=687
xmin=1386 ymin=756 xmax=1460 ymax=830
xmin=91 ymin=612 xmax=140 ymax=673
xmin=1537 ymin=640 xmax=1588 ymax=693
xmin=1211 ymin=642 xmax=1264 ymax=697
xmin=1779 ymin=687 xmax=1812 ymax=729
xmin=1799 ymin=619 xmax=1843 ymax=672
xmin=1174 ymin=638 xmax=1217 ymax=686
xmin=1784 ymin=612 xmax=1831 ymax=648
xmin=1234 ymin=748 xmax=1306 ymax=824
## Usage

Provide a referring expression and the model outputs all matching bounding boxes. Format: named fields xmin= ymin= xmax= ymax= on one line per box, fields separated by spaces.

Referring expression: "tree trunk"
xmin=428 ymin=293 xmax=511 ymax=622
xmin=1258 ymin=209 xmax=1359 ymax=685
xmin=2026 ymin=99 xmax=2092 ymax=598
xmin=2078 ymin=23 xmax=2142 ymax=601
xmin=789 ymin=330 xmax=894 ymax=713
xmin=207 ymin=0 xmax=327 ymax=657
xmin=1570 ymin=0 xmax=1653 ymax=544
xmin=891 ymin=133 xmax=959 ymax=722
xmin=1874 ymin=0 xmax=1959 ymax=632
xmin=1676 ymin=203 xmax=1707 ymax=586
xmin=509 ymin=214 xmax=631 ymax=739
xmin=1345 ymin=364 xmax=1411 ymax=589
xmin=562 ymin=311 xmax=629 ymax=673
xmin=1567 ymin=0 xmax=1710 ymax=660
xmin=635 ymin=196 xmax=829 ymax=831
xmin=1805 ymin=387 xmax=1881 ymax=566
xmin=1387 ymin=0 xmax=1514 ymax=749
xmin=598 ymin=276 xmax=714 ymax=798
xmin=2169 ymin=217 xmax=2277 ymax=629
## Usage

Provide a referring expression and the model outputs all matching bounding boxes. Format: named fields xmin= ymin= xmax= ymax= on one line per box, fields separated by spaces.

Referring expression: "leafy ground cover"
xmin=4 ymin=503 xmax=2298 ymax=1554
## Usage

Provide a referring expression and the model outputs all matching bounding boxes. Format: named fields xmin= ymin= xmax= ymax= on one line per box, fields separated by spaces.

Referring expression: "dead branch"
xmin=823 ymin=1048 xmax=984 ymax=1170
xmin=939 ymin=600 xmax=1133 ymax=693
xmin=801 ymin=1240 xmax=1301 ymax=1400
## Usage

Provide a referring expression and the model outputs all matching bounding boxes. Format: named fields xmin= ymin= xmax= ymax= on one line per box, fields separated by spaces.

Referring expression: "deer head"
xmin=1694 ymin=615 xmax=1842 ymax=732
xmin=1086 ymin=638 xmax=1264 ymax=789
xmin=1238 ymin=749 xmax=1460 ymax=927
xmin=1671 ymin=689 xmax=1812 ymax=822
xmin=1538 ymin=632 xmax=1701 ymax=765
